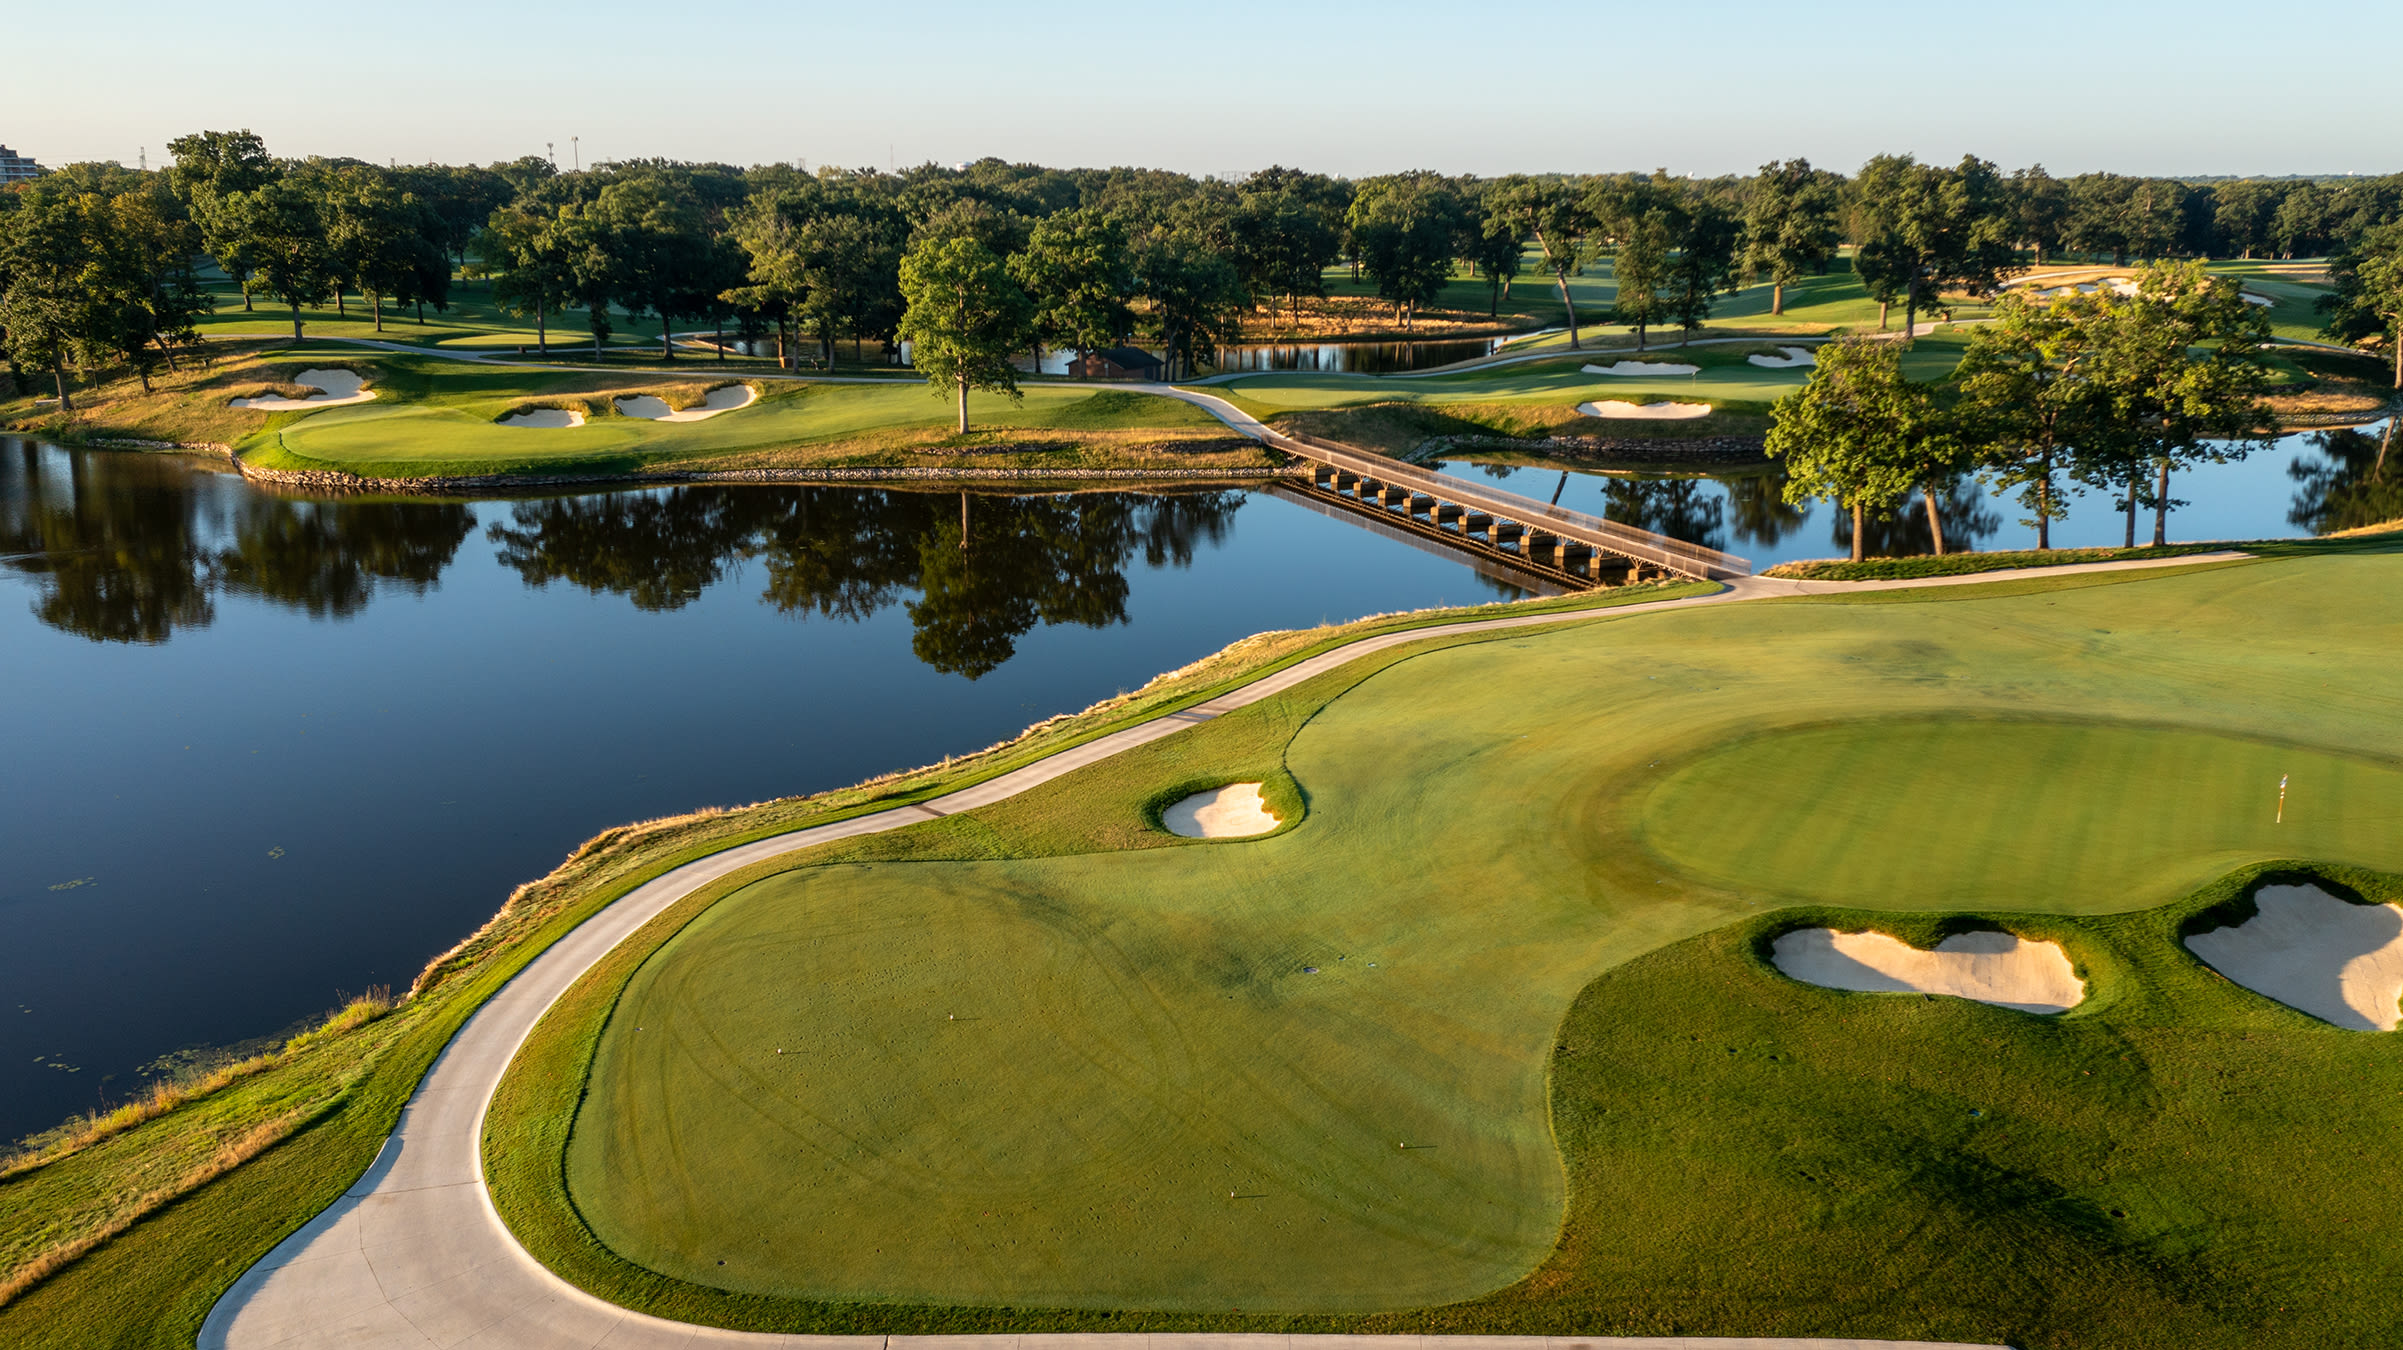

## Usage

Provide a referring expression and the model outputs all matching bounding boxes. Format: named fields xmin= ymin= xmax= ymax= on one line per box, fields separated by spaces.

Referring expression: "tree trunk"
xmin=336 ymin=287 xmax=345 ymax=317
xmin=241 ymin=279 xmax=253 ymax=312
xmin=2375 ymin=417 xmax=2392 ymax=479
xmin=960 ymin=492 xmax=970 ymax=550
xmin=2123 ymin=474 xmax=2138 ymax=549
xmin=536 ymin=298 xmax=547 ymax=356
xmin=291 ymin=301 xmax=304 ymax=343
xmin=1554 ymin=270 xmax=1580 ymax=350
xmin=716 ymin=315 xmax=725 ymax=363
xmin=1923 ymin=486 xmax=1946 ymax=555
xmin=660 ymin=303 xmax=673 ymax=360
xmin=416 ymin=300 xmax=425 ymax=324
xmin=371 ymin=289 xmax=384 ymax=333
xmin=1771 ymin=279 xmax=1785 ymax=316
xmin=2391 ymin=319 xmax=2401 ymax=391
xmin=1850 ymin=500 xmax=1865 ymax=562
xmin=955 ymin=378 xmax=970 ymax=434
xmin=2152 ymin=459 xmax=2171 ymax=547
xmin=2036 ymin=460 xmax=2052 ymax=549
xmin=53 ymin=359 xmax=72 ymax=412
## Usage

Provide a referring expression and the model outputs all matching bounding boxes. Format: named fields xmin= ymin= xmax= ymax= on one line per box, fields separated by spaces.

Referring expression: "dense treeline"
xmin=5 ymin=132 xmax=2403 ymax=415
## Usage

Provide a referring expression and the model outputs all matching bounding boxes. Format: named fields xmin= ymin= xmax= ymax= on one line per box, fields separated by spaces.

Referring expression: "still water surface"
xmin=0 ymin=443 xmax=1528 ymax=1143
xmin=1438 ymin=421 xmax=2397 ymax=569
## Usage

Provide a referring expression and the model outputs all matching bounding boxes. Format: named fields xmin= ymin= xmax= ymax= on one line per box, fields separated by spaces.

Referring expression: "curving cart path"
xmin=193 ymin=556 xmax=2241 ymax=1350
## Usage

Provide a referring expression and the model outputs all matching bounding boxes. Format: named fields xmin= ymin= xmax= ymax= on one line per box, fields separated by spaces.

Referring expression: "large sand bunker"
xmin=498 ymin=408 xmax=585 ymax=429
xmin=1748 ymin=346 xmax=1816 ymax=369
xmin=1772 ymin=928 xmax=2085 ymax=1013
xmin=1579 ymin=399 xmax=1712 ymax=420
xmin=2185 ymin=883 xmax=2403 ymax=1031
xmin=1162 ymin=782 xmax=1280 ymax=838
xmin=614 ymin=384 xmax=757 ymax=422
xmin=230 ymin=369 xmax=375 ymax=411
xmin=1582 ymin=360 xmax=1699 ymax=376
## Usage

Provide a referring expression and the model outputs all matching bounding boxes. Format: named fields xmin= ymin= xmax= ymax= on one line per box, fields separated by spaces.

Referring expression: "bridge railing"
xmin=1273 ymin=432 xmax=1753 ymax=579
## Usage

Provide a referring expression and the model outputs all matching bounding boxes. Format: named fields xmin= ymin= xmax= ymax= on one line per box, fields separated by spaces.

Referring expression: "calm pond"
xmin=1437 ymin=420 xmax=2397 ymax=569
xmin=0 ymin=444 xmax=1534 ymax=1143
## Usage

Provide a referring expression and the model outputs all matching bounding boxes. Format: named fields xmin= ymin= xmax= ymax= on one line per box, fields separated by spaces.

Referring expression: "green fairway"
xmin=244 ymin=358 xmax=1229 ymax=477
xmin=531 ymin=542 xmax=2403 ymax=1333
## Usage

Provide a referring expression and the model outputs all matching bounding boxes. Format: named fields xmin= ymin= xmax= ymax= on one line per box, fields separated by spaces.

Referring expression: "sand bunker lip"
xmin=1162 ymin=782 xmax=1280 ymax=839
xmin=2185 ymin=883 xmax=2403 ymax=1031
xmin=613 ymin=384 xmax=757 ymax=423
xmin=497 ymin=408 xmax=585 ymax=429
xmin=230 ymin=369 xmax=375 ymax=411
xmin=1771 ymin=928 xmax=2085 ymax=1013
xmin=1579 ymin=399 xmax=1712 ymax=420
xmin=1747 ymin=346 xmax=1816 ymax=369
xmin=1582 ymin=360 xmax=1700 ymax=376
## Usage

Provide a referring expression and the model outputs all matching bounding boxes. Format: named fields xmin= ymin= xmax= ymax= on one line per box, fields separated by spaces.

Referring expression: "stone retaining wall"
xmin=235 ymin=460 xmax=1294 ymax=496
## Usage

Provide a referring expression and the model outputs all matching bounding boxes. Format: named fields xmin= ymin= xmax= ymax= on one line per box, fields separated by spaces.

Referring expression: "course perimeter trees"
xmin=898 ymin=235 xmax=1030 ymax=434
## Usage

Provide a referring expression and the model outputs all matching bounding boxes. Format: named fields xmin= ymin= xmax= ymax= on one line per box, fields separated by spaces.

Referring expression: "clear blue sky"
xmin=8 ymin=0 xmax=2397 ymax=179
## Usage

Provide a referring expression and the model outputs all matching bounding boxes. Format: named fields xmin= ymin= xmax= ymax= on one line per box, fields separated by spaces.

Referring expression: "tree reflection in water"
xmin=487 ymin=485 xmax=1248 ymax=679
xmin=1 ymin=442 xmax=472 ymax=641
xmin=1830 ymin=475 xmax=2001 ymax=559
xmin=2290 ymin=423 xmax=2402 ymax=536
xmin=5 ymin=441 xmax=1249 ymax=677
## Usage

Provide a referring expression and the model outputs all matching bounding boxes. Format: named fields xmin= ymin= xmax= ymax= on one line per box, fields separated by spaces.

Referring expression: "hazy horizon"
xmin=7 ymin=0 xmax=2398 ymax=180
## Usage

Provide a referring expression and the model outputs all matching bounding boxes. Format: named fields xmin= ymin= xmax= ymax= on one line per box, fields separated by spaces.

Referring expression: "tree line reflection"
xmin=1 ymin=443 xmax=1244 ymax=678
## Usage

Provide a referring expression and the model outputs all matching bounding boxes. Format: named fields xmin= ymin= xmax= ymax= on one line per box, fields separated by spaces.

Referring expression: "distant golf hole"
xmin=1770 ymin=928 xmax=2085 ymax=1013
xmin=1162 ymin=783 xmax=1279 ymax=838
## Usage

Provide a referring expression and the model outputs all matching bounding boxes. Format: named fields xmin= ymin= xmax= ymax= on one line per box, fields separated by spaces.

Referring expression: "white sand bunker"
xmin=1772 ymin=928 xmax=2086 ymax=1014
xmin=230 ymin=369 xmax=375 ymax=411
xmin=2241 ymin=292 xmax=2275 ymax=308
xmin=1582 ymin=360 xmax=1699 ymax=376
xmin=1579 ymin=399 xmax=1712 ymax=420
xmin=1162 ymin=783 xmax=1280 ymax=839
xmin=1748 ymin=346 xmax=1817 ymax=369
xmin=498 ymin=408 xmax=585 ymax=429
xmin=614 ymin=384 xmax=757 ymax=423
xmin=2185 ymin=884 xmax=2403 ymax=1031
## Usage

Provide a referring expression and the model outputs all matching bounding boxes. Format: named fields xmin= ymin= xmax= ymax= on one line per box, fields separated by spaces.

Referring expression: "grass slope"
xmin=1463 ymin=865 xmax=2403 ymax=1349
xmin=509 ymin=538 xmax=2403 ymax=1336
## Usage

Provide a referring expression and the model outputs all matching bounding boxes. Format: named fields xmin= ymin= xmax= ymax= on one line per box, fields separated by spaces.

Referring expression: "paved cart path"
xmin=198 ymin=556 xmax=2241 ymax=1349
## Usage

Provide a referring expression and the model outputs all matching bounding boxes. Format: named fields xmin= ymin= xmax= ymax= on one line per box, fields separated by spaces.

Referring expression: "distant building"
xmin=0 ymin=145 xmax=42 ymax=183
xmin=1066 ymin=346 xmax=1166 ymax=381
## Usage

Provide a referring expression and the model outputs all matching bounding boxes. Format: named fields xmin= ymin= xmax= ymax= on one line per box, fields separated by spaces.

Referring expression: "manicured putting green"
xmin=566 ymin=548 xmax=2403 ymax=1315
xmin=1642 ymin=719 xmax=2403 ymax=909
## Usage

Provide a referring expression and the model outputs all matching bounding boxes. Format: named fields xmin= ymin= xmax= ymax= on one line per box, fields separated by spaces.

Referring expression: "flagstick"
xmin=2277 ymin=774 xmax=2288 ymax=825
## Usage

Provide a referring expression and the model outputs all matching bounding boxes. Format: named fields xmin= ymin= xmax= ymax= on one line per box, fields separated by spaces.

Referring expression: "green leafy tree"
xmin=2082 ymin=261 xmax=2275 ymax=546
xmin=593 ymin=176 xmax=709 ymax=360
xmin=897 ymin=235 xmax=1031 ymax=434
xmin=228 ymin=178 xmax=334 ymax=342
xmin=1953 ymin=289 xmax=2108 ymax=549
xmin=1346 ymin=172 xmax=1463 ymax=329
xmin=1229 ymin=167 xmax=1345 ymax=326
xmin=2317 ymin=220 xmax=2403 ymax=391
xmin=1741 ymin=158 xmax=1840 ymax=315
xmin=1492 ymin=176 xmax=1593 ymax=348
xmin=486 ymin=200 xmax=578 ymax=355
xmin=1851 ymin=154 xmax=2017 ymax=344
xmin=91 ymin=189 xmax=214 ymax=389
xmin=166 ymin=129 xmax=277 ymax=312
xmin=2008 ymin=164 xmax=2069 ymax=264
xmin=1134 ymin=235 xmax=1244 ymax=380
xmin=1765 ymin=338 xmax=1945 ymax=561
xmin=0 ymin=192 xmax=107 ymax=409
xmin=1009 ymin=207 xmax=1135 ymax=364
xmin=1466 ymin=199 xmax=1523 ymax=317
xmin=1666 ymin=191 xmax=1741 ymax=345
xmin=1598 ymin=176 xmax=1680 ymax=349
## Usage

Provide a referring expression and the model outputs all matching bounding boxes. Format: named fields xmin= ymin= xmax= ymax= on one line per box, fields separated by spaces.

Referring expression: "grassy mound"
xmin=1450 ymin=866 xmax=2403 ymax=1348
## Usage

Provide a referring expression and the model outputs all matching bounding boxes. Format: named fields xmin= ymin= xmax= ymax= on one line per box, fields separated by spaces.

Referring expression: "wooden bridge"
xmin=1272 ymin=431 xmax=1752 ymax=585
